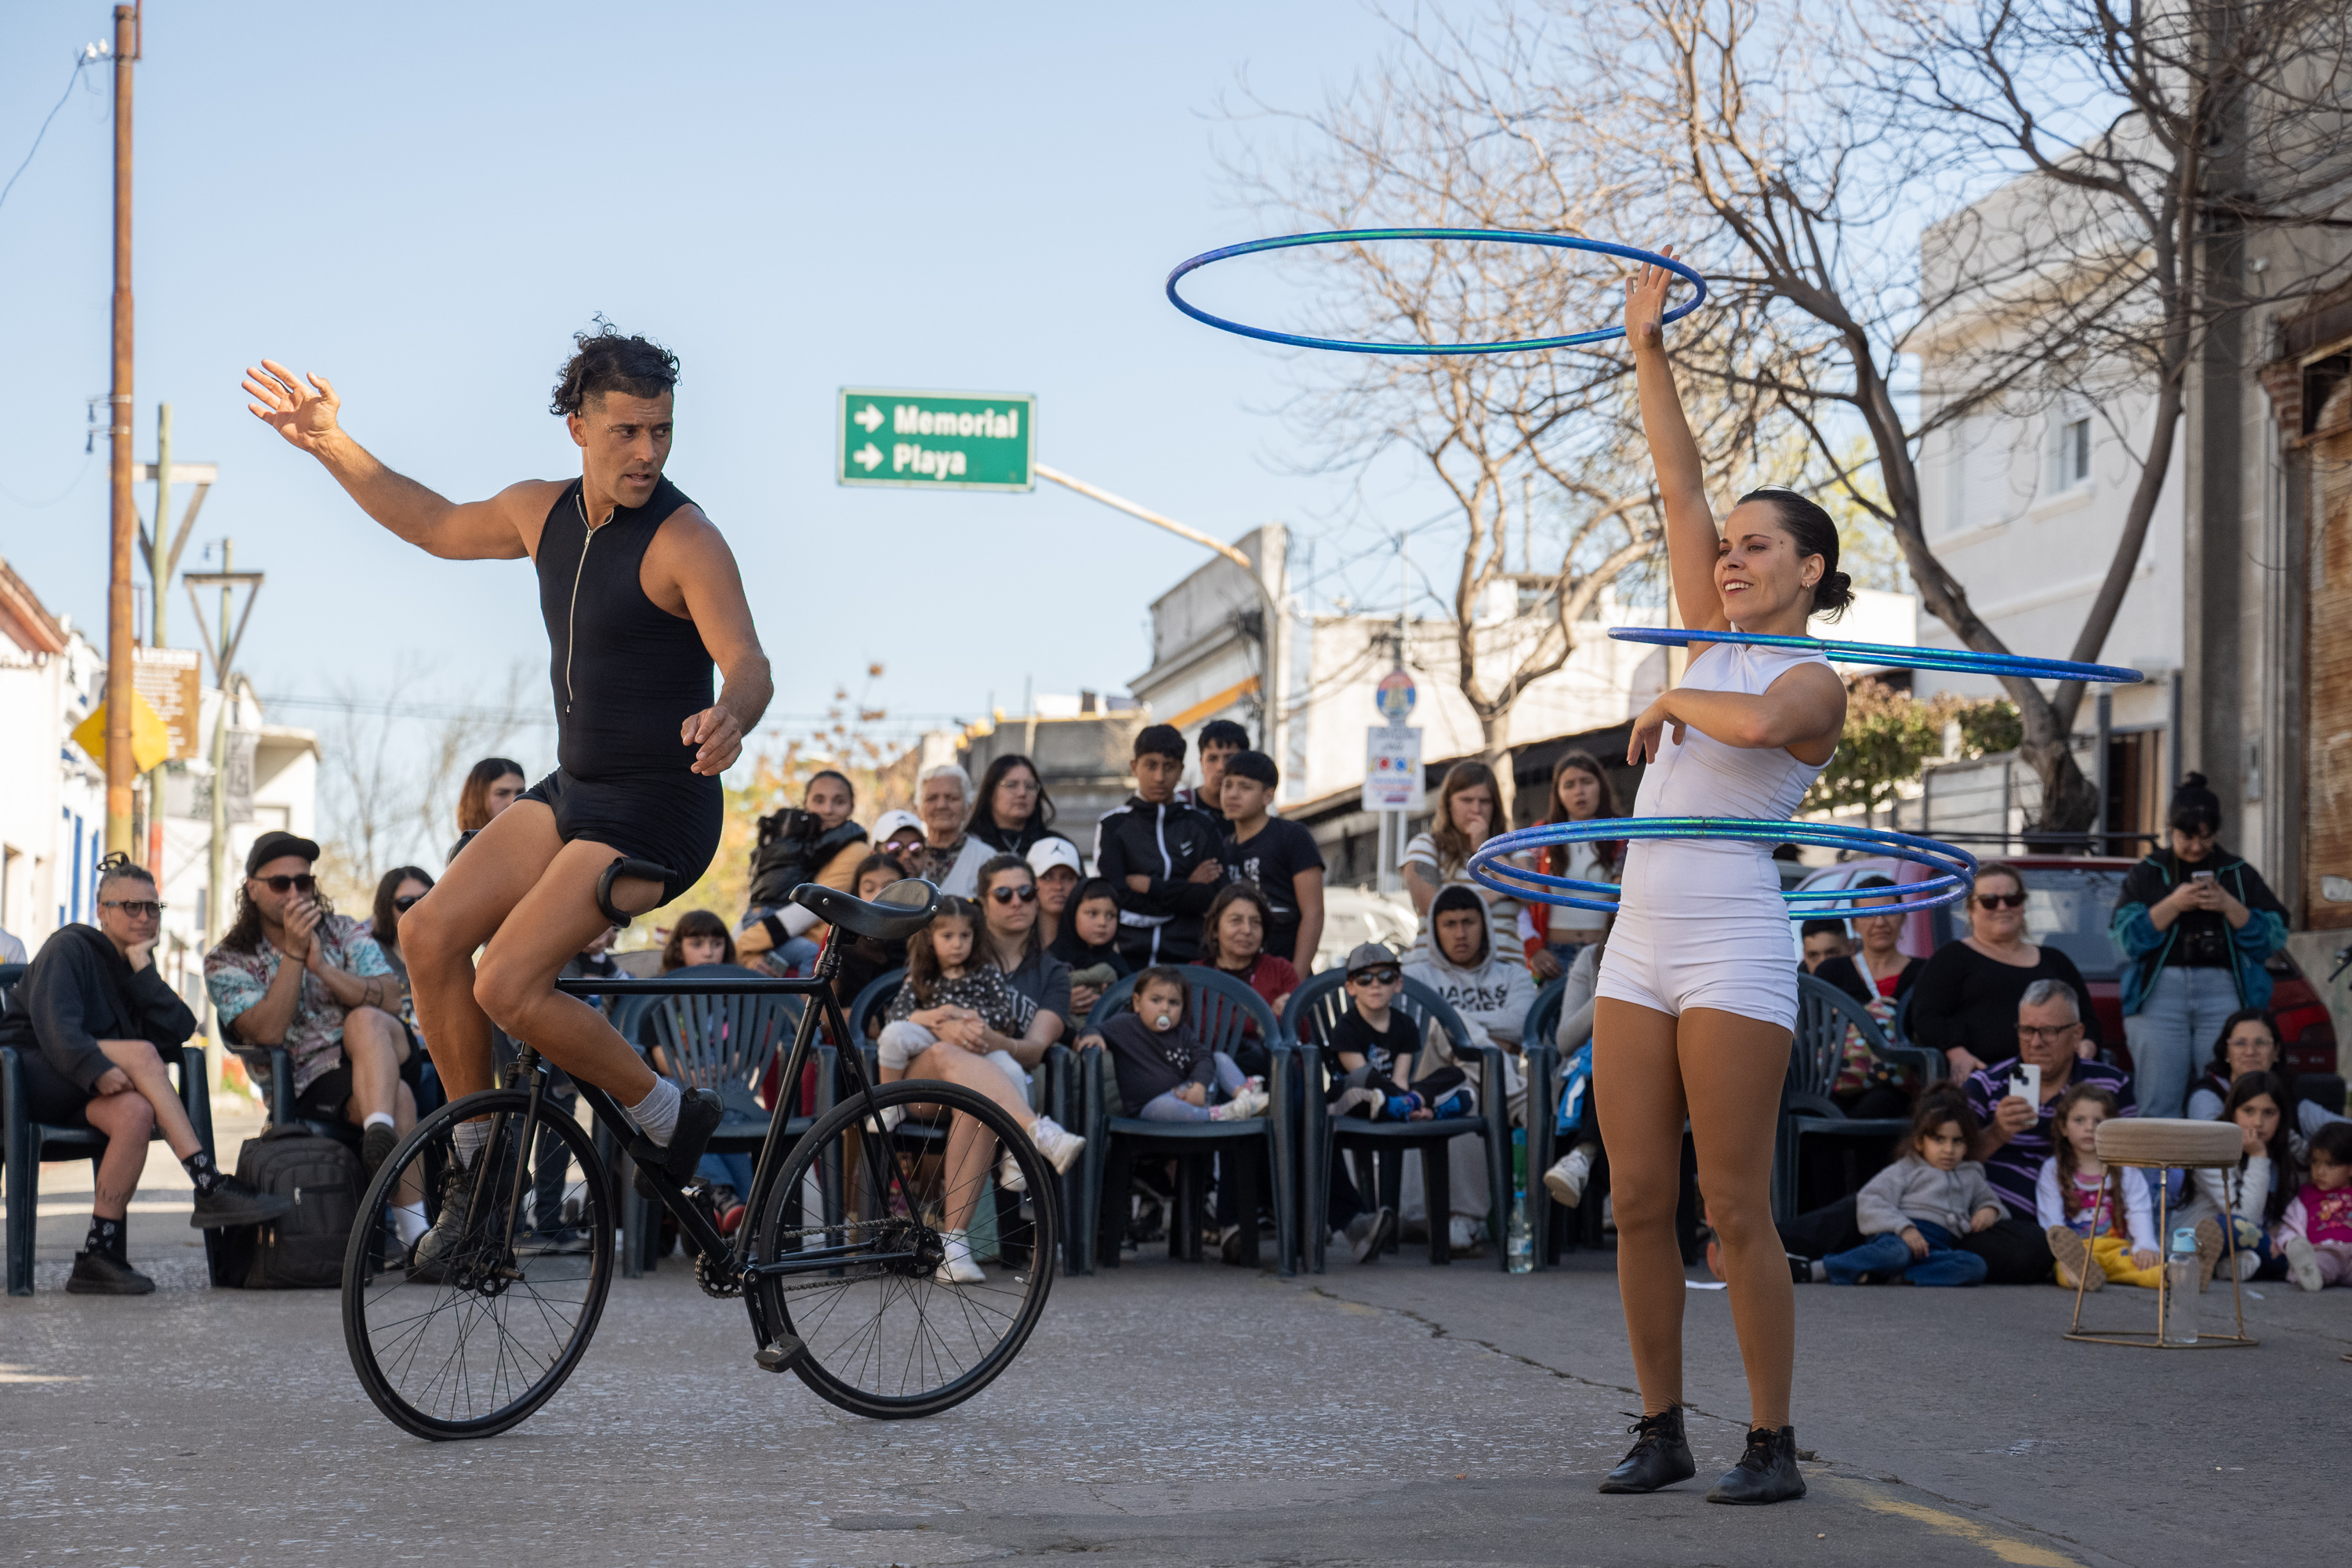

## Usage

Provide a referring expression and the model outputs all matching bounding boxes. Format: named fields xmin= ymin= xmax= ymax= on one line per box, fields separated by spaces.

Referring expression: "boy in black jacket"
xmin=1092 ymin=724 xmax=1223 ymax=967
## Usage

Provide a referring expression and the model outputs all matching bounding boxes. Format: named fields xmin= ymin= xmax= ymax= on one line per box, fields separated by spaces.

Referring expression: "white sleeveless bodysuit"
xmin=1596 ymin=638 xmax=1836 ymax=1031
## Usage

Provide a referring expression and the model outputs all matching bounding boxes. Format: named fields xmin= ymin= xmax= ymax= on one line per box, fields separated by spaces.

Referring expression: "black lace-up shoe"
xmin=67 ymin=1250 xmax=156 ymax=1294
xmin=1706 ymin=1424 xmax=1806 ymax=1504
xmin=1598 ymin=1406 xmax=1696 ymax=1494
xmin=189 ymin=1174 xmax=295 ymax=1230
xmin=659 ymin=1089 xmax=725 ymax=1185
xmin=407 ymin=1161 xmax=477 ymax=1284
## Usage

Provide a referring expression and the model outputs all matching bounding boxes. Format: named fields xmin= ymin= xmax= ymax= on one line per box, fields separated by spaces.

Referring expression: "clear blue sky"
xmin=0 ymin=2 xmax=1443 ymax=768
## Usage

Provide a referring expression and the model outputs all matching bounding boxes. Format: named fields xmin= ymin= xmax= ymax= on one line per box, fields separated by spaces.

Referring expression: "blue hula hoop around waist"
xmin=1605 ymin=626 xmax=2143 ymax=685
xmin=1167 ymin=230 xmax=1706 ymax=355
xmin=1467 ymin=818 xmax=1978 ymax=918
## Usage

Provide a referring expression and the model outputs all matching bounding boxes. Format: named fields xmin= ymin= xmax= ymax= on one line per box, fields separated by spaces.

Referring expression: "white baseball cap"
xmin=871 ymin=809 xmax=925 ymax=845
xmin=1026 ymin=836 xmax=1083 ymax=880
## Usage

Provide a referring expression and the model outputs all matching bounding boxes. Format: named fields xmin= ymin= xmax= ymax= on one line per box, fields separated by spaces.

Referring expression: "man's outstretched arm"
xmin=659 ymin=512 xmax=773 ymax=776
xmin=242 ymin=359 xmax=538 ymax=560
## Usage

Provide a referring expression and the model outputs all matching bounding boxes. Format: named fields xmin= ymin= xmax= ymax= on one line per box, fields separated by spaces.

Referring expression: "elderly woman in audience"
xmin=1402 ymin=760 xmax=1523 ymax=970
xmin=913 ymin=763 xmax=992 ymax=896
xmin=969 ymin=754 xmax=1058 ymax=858
xmin=1908 ymin=863 xmax=2101 ymax=1077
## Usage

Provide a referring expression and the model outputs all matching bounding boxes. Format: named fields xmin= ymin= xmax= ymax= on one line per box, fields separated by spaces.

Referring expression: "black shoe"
xmin=66 ymin=1250 xmax=155 ymax=1295
xmin=1599 ymin=1406 xmax=1697 ymax=1494
xmin=1705 ymin=1425 xmax=1806 ymax=1504
xmin=1346 ymin=1206 xmax=1396 ymax=1265
xmin=659 ymin=1089 xmax=725 ymax=1185
xmin=1788 ymin=1252 xmax=1820 ymax=1284
xmin=361 ymin=1123 xmax=400 ymax=1180
xmin=189 ymin=1174 xmax=296 ymax=1230
xmin=408 ymin=1160 xmax=478 ymax=1283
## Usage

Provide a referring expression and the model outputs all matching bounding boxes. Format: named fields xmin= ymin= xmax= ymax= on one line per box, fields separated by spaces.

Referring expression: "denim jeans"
xmin=2125 ymin=966 xmax=2241 ymax=1119
xmin=1138 ymin=1052 xmax=1247 ymax=1122
xmin=1824 ymin=1218 xmax=1988 ymax=1287
xmin=697 ymin=1151 xmax=755 ymax=1199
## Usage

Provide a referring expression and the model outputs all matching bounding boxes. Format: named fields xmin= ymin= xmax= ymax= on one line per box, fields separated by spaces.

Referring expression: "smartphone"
xmin=2009 ymin=1062 xmax=2042 ymax=1105
xmin=2191 ymin=869 xmax=2216 ymax=883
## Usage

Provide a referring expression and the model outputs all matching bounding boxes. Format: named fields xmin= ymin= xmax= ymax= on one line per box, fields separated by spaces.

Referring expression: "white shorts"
xmin=1595 ymin=846 xmax=1798 ymax=1032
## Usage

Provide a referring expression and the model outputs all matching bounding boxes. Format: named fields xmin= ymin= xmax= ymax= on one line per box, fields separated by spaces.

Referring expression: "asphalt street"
xmin=4 ymin=1127 xmax=2343 ymax=1567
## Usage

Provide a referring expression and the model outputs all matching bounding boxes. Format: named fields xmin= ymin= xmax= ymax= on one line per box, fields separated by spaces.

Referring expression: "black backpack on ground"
xmin=215 ymin=1122 xmax=365 ymax=1289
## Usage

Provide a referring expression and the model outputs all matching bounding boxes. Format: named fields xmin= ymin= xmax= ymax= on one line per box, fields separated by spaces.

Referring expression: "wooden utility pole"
xmin=103 ymin=2 xmax=141 ymax=857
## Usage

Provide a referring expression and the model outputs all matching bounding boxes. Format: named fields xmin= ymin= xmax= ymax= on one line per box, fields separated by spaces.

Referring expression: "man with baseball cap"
xmin=204 ymin=831 xmax=423 ymax=1206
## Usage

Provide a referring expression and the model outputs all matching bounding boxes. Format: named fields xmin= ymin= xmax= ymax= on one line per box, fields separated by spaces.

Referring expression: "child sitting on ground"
xmin=2279 ymin=1120 xmax=2352 ymax=1291
xmin=1326 ymin=942 xmax=1474 ymax=1123
xmin=1097 ymin=967 xmax=1269 ymax=1123
xmin=1807 ymin=1094 xmax=2001 ymax=1287
xmin=2037 ymin=1082 xmax=2161 ymax=1291
xmin=876 ymin=896 xmax=1033 ymax=1095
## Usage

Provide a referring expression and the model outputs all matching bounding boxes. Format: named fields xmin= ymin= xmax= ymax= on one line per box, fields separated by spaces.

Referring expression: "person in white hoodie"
xmin=1400 ymin=887 xmax=1535 ymax=1251
xmin=2175 ymin=1069 xmax=2296 ymax=1287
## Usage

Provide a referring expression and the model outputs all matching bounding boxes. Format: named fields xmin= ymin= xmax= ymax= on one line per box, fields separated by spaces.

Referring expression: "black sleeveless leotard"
xmin=514 ymin=476 xmax=724 ymax=900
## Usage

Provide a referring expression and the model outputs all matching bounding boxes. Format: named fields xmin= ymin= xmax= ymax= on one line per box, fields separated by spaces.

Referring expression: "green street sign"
xmin=837 ymin=387 xmax=1036 ymax=492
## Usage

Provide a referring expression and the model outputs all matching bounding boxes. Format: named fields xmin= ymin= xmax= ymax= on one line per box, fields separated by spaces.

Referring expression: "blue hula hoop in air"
xmin=1467 ymin=818 xmax=1980 ymax=919
xmin=1605 ymin=626 xmax=2144 ymax=685
xmin=1166 ymin=230 xmax=1707 ymax=355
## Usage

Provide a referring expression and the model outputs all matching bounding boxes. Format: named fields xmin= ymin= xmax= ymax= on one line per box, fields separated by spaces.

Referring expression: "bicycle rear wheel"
xmin=750 ymin=1078 xmax=1057 ymax=1419
xmin=342 ymin=1087 xmax=615 ymax=1441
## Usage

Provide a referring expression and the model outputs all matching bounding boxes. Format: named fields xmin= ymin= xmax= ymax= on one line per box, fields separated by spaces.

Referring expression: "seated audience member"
xmin=1799 ymin=919 xmax=1852 ymax=975
xmin=973 ymin=853 xmax=1073 ymax=1066
xmin=1096 ymin=965 xmax=1268 ymax=1123
xmin=735 ymin=770 xmax=868 ymax=975
xmin=2 ymin=855 xmax=289 ymax=1293
xmin=1216 ymin=750 xmax=1325 ymax=973
xmin=872 ymin=895 xmax=1085 ymax=1282
xmin=1094 ymin=724 xmax=1221 ymax=967
xmin=2037 ymin=1082 xmax=2161 ymax=1292
xmin=1195 ymin=882 xmax=1298 ymax=1074
xmin=2279 ymin=1121 xmax=2352 ymax=1291
xmin=368 ymin=865 xmax=435 ymax=1034
xmin=1519 ymin=753 xmax=1619 ymax=978
xmin=448 ymin=755 xmax=526 ymax=863
xmin=968 ymin=753 xmax=1058 ymax=858
xmin=637 ymin=909 xmax=748 ymax=1201
xmin=1178 ymin=718 xmax=1250 ymax=835
xmin=206 ymin=832 xmax=417 ymax=1183
xmin=1050 ymin=877 xmax=1131 ymax=1027
xmin=832 ymin=847 xmax=920 ymax=1017
xmin=1326 ymin=944 xmax=1474 ymax=1124
xmin=1541 ymin=934 xmax=1608 ymax=1211
xmin=1809 ymin=879 xmax=1922 ymax=1123
xmin=2185 ymin=1007 xmax=2346 ymax=1146
xmin=1405 ymin=886 xmax=1535 ymax=1059
xmin=1803 ymin=1095 xmax=1998 ymax=1287
xmin=0 ymin=921 xmax=26 ymax=964
xmin=1910 ymin=862 xmax=2102 ymax=1076
xmin=2177 ymin=1069 xmax=2296 ymax=1287
xmin=913 ymin=764 xmax=992 ymax=896
xmin=1960 ymin=978 xmax=2133 ymax=1283
xmin=1403 ymin=760 xmax=1522 ymax=971
xmin=1027 ymin=836 xmax=1084 ymax=949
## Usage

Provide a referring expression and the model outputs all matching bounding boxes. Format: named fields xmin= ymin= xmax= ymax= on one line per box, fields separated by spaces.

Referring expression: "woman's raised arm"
xmin=1624 ymin=250 xmax=1724 ymax=633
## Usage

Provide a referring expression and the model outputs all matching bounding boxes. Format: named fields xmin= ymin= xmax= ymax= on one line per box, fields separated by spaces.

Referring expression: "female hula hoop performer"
xmin=1594 ymin=251 xmax=1848 ymax=1505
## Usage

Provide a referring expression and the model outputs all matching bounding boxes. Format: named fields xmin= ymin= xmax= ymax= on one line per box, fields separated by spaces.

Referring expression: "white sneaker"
xmin=1328 ymin=1086 xmax=1378 ymax=1120
xmin=2285 ymin=1236 xmax=2325 ymax=1293
xmin=1211 ymin=1087 xmax=1270 ymax=1121
xmin=1448 ymin=1215 xmax=1483 ymax=1252
xmin=2232 ymin=1248 xmax=2261 ymax=1283
xmin=1027 ymin=1115 xmax=1086 ymax=1175
xmin=934 ymin=1229 xmax=985 ymax=1284
xmin=1542 ymin=1147 xmax=1593 ymax=1209
xmin=998 ymin=1147 xmax=1027 ymax=1194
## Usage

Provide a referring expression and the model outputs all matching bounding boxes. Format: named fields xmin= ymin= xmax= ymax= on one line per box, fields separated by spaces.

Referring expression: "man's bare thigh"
xmin=412 ymin=798 xmax=564 ymax=951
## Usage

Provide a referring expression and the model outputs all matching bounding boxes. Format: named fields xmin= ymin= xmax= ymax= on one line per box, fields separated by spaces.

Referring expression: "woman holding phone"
xmin=2111 ymin=773 xmax=2289 ymax=1120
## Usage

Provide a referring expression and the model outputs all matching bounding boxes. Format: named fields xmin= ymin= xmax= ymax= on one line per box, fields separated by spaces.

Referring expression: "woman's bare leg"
xmin=1678 ymin=1008 xmax=1796 ymax=1430
xmin=1593 ymin=999 xmax=1691 ymax=1415
xmin=902 ymin=1044 xmax=1038 ymax=1232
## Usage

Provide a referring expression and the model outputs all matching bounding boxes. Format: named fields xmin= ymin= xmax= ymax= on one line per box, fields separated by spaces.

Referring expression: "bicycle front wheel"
xmin=342 ymin=1087 xmax=615 ymax=1441
xmin=750 ymin=1077 xmax=1058 ymax=1419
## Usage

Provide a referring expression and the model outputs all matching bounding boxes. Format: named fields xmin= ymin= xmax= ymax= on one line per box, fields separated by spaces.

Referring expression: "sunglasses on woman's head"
xmin=989 ymin=884 xmax=1038 ymax=905
xmin=255 ymin=873 xmax=318 ymax=895
xmin=393 ymin=894 xmax=426 ymax=912
xmin=1348 ymin=967 xmax=1403 ymax=986
xmin=1974 ymin=892 xmax=2024 ymax=909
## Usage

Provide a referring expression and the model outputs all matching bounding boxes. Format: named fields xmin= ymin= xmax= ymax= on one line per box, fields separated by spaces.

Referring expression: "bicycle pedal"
xmin=754 ymin=1334 xmax=807 ymax=1373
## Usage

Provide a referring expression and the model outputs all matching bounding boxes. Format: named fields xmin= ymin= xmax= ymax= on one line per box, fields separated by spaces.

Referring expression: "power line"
xmin=0 ymin=44 xmax=106 ymax=220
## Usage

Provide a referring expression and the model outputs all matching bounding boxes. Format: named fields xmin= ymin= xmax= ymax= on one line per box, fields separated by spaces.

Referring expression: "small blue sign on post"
xmin=1375 ymin=667 xmax=1417 ymax=725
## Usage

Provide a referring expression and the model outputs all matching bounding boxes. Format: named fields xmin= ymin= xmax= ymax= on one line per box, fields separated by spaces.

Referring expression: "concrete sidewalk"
xmin=3 ymin=1199 xmax=2342 ymax=1567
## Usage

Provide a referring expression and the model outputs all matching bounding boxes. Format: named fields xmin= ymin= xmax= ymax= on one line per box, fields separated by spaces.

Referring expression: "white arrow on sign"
xmin=854 ymin=402 xmax=884 ymax=434
xmin=853 ymin=442 xmax=883 ymax=471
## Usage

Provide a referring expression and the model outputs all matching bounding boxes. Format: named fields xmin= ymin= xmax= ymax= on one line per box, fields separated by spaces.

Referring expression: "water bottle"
xmin=2163 ymin=1226 xmax=2199 ymax=1345
xmin=1511 ymin=1127 xmax=1528 ymax=1191
xmin=1507 ymin=1189 xmax=1534 ymax=1274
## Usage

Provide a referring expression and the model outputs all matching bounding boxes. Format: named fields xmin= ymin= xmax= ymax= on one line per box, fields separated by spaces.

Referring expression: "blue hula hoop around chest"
xmin=1606 ymin=626 xmax=2144 ymax=685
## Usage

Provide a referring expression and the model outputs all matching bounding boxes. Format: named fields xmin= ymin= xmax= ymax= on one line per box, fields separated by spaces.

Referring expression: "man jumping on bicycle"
xmin=243 ymin=325 xmax=770 ymax=1271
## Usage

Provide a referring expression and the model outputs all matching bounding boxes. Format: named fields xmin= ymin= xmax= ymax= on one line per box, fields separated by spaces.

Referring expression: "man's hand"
xmin=1970 ymin=1206 xmax=1999 ymax=1234
xmin=282 ymin=898 xmax=322 ymax=961
xmin=93 ymin=1067 xmax=133 ymax=1097
xmin=1901 ymin=1226 xmax=1929 ymax=1259
xmin=1125 ymin=874 xmax=1151 ymax=895
xmin=682 ymin=705 xmax=745 ymax=775
xmin=1187 ymin=860 xmax=1221 ymax=885
xmin=1994 ymin=1094 xmax=2037 ymax=1138
xmin=242 ymin=361 xmax=343 ymax=455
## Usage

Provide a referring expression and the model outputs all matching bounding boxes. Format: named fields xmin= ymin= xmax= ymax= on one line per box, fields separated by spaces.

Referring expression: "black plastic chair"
xmin=1518 ymin=976 xmax=1612 ymax=1267
xmin=1076 ymin=967 xmax=1294 ymax=1276
xmin=1282 ymin=969 xmax=1509 ymax=1272
xmin=846 ymin=967 xmax=905 ymax=1044
xmin=1774 ymin=973 xmax=1941 ymax=1222
xmin=2 ymin=960 xmax=223 ymax=1295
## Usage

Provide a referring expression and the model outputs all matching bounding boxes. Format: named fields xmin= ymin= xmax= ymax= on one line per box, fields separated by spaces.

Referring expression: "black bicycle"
xmin=339 ymin=880 xmax=1060 ymax=1440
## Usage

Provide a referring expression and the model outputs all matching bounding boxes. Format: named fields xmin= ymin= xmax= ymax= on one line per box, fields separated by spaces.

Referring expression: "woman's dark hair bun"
xmin=1815 ymin=569 xmax=1855 ymax=618
xmin=2168 ymin=771 xmax=2223 ymax=836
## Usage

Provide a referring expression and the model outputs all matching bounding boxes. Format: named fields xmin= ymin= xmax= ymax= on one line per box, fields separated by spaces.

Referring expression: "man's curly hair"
xmin=550 ymin=317 xmax=679 ymax=416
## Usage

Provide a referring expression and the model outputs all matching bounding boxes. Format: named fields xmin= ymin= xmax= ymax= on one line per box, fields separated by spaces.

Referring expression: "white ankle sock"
xmin=452 ymin=1119 xmax=490 ymax=1167
xmin=364 ymin=1112 xmax=394 ymax=1133
xmin=393 ymin=1202 xmax=429 ymax=1247
xmin=626 ymin=1076 xmax=682 ymax=1146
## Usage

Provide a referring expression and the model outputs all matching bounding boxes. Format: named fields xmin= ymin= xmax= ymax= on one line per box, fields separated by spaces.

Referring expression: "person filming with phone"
xmin=2111 ymin=772 xmax=2289 ymax=1120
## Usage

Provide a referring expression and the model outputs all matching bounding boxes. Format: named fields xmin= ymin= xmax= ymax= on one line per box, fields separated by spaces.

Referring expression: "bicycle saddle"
xmin=789 ymin=877 xmax=939 ymax=941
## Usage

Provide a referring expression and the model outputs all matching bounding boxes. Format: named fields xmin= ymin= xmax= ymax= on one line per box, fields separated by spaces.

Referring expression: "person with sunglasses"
xmin=972 ymin=854 xmax=1073 ymax=1070
xmin=2111 ymin=771 xmax=2290 ymax=1120
xmin=2 ymin=855 xmax=293 ymax=1293
xmin=204 ymin=833 xmax=419 ymax=1188
xmin=367 ymin=866 xmax=437 ymax=1034
xmin=1907 ymin=864 xmax=2102 ymax=1080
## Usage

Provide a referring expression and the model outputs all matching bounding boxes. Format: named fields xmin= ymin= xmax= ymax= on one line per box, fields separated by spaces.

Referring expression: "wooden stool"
xmin=2064 ymin=1117 xmax=2256 ymax=1349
